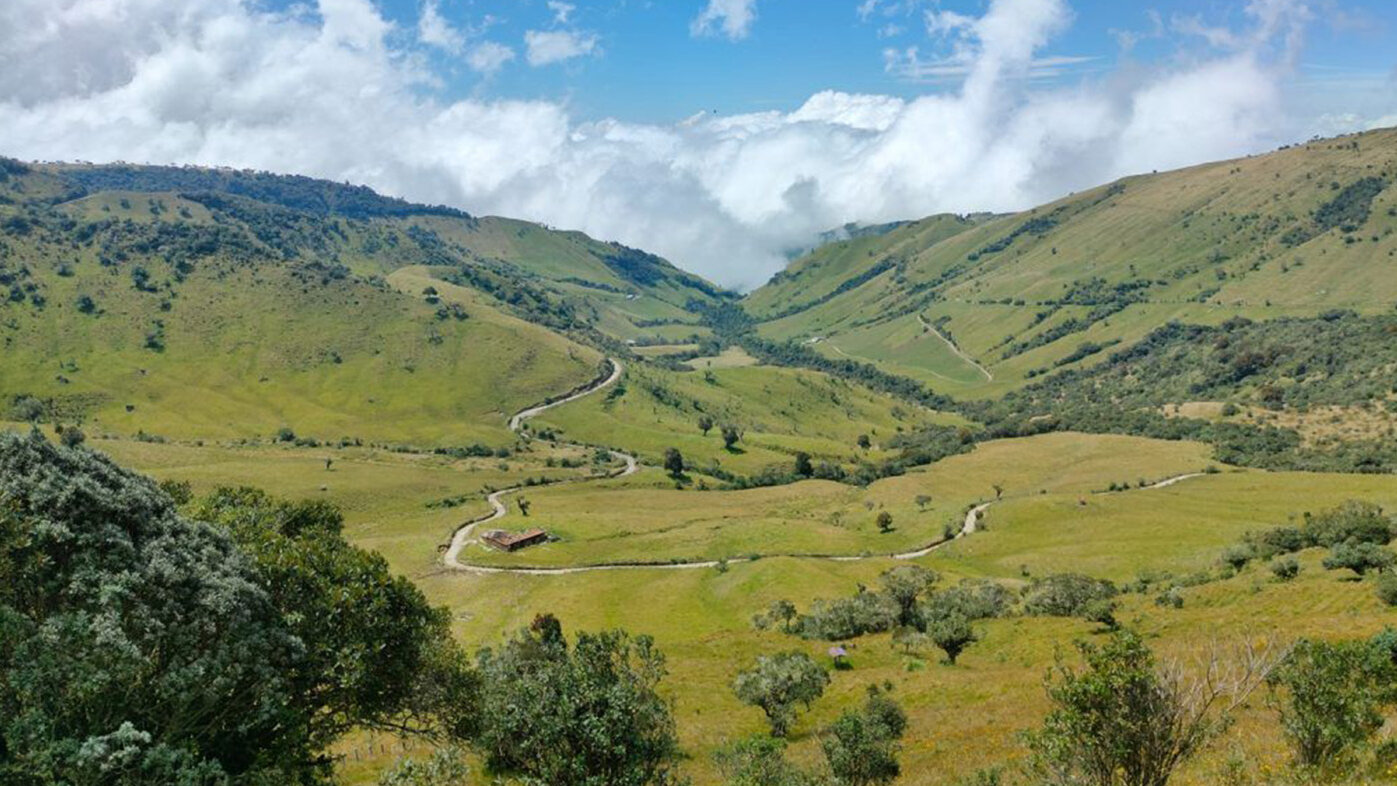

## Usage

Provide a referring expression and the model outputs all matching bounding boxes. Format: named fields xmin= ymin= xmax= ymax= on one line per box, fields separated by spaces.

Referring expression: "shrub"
xmin=1304 ymin=501 xmax=1393 ymax=548
xmin=929 ymin=613 xmax=977 ymax=665
xmin=1268 ymin=638 xmax=1394 ymax=767
xmin=1322 ymin=542 xmax=1396 ymax=577
xmin=1270 ymin=556 xmax=1301 ymax=581
xmin=921 ymin=580 xmax=1013 ymax=623
xmin=821 ymin=688 xmax=906 ymax=786
xmin=1023 ymin=573 xmax=1118 ymax=618
xmin=1221 ymin=545 xmax=1255 ymax=571
xmin=797 ymin=591 xmax=899 ymax=641
xmin=1377 ymin=573 xmax=1397 ymax=607
xmin=1247 ymin=526 xmax=1306 ymax=558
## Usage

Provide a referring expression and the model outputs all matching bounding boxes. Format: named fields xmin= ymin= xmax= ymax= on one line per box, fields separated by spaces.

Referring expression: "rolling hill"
xmin=0 ymin=159 xmax=729 ymax=446
xmin=744 ymin=127 xmax=1397 ymax=398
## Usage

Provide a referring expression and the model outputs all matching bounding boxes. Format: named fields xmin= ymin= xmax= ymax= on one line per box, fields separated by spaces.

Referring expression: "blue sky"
xmin=313 ymin=0 xmax=1397 ymax=123
xmin=4 ymin=0 xmax=1396 ymax=286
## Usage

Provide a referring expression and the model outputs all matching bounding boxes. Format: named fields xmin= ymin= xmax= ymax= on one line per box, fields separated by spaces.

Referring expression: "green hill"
xmin=0 ymin=159 xmax=732 ymax=445
xmin=745 ymin=127 xmax=1397 ymax=398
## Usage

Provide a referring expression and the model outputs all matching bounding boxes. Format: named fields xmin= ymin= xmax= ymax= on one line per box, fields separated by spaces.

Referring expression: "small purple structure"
xmin=828 ymin=645 xmax=849 ymax=669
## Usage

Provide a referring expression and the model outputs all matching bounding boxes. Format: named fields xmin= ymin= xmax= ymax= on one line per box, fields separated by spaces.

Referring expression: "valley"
xmin=6 ymin=127 xmax=1397 ymax=786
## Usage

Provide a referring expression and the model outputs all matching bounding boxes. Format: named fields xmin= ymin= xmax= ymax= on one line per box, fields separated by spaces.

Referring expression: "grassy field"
xmin=531 ymin=359 xmax=967 ymax=476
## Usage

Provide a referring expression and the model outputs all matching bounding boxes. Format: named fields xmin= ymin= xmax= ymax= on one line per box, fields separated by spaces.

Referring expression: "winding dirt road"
xmin=440 ymin=356 xmax=1208 ymax=575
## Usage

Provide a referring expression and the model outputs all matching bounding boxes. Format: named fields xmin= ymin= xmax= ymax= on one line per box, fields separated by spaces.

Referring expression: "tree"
xmin=992 ymin=483 xmax=1004 ymax=500
xmin=1027 ymin=629 xmax=1275 ymax=786
xmin=765 ymin=599 xmax=799 ymax=634
xmin=875 ymin=510 xmax=893 ymax=534
xmin=476 ymin=615 xmax=681 ymax=786
xmin=9 ymin=395 xmax=43 ymax=423
xmin=723 ymin=424 xmax=743 ymax=450
xmin=929 ymin=613 xmax=977 ymax=665
xmin=518 ymin=497 xmax=531 ymax=516
xmin=193 ymin=487 xmax=479 ymax=750
xmin=878 ymin=565 xmax=939 ymax=628
xmin=663 ymin=447 xmax=685 ymax=478
xmin=1023 ymin=573 xmax=1118 ymax=618
xmin=915 ymin=494 xmax=932 ymax=511
xmin=733 ymin=652 xmax=830 ymax=737
xmin=1082 ymin=598 xmax=1120 ymax=631
xmin=0 ymin=431 xmax=353 ymax=783
xmin=698 ymin=415 xmax=715 ymax=436
xmin=714 ymin=735 xmax=825 ymax=786
xmin=794 ymin=452 xmax=813 ymax=478
xmin=1322 ymin=541 xmax=1395 ymax=576
xmin=1378 ymin=572 xmax=1397 ymax=606
xmin=821 ymin=688 xmax=907 ymax=786
xmin=1267 ymin=638 xmax=1393 ymax=767
xmin=857 ymin=434 xmax=872 ymax=450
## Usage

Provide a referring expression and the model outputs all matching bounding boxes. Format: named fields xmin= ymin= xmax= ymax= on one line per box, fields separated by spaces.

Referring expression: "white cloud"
xmin=467 ymin=40 xmax=516 ymax=75
xmin=0 ymin=0 xmax=1389 ymax=291
xmin=524 ymin=29 xmax=599 ymax=66
xmin=418 ymin=0 xmax=463 ymax=53
xmin=691 ymin=0 xmax=758 ymax=41
xmin=547 ymin=1 xmax=575 ymax=24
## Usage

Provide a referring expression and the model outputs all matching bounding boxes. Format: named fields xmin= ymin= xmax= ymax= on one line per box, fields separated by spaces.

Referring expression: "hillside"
xmin=745 ymin=127 xmax=1397 ymax=398
xmin=0 ymin=160 xmax=731 ymax=445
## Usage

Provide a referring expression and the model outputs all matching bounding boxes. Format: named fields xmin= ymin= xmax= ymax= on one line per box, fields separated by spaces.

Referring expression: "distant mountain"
xmin=742 ymin=127 xmax=1397 ymax=397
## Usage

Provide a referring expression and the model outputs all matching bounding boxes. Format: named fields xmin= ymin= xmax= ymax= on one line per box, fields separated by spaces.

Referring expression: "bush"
xmin=797 ymin=591 xmax=899 ymax=641
xmin=1377 ymin=573 xmax=1397 ymax=606
xmin=1268 ymin=638 xmax=1394 ymax=767
xmin=1304 ymin=501 xmax=1393 ymax=548
xmin=921 ymin=580 xmax=1013 ymax=623
xmin=821 ymin=688 xmax=906 ymax=786
xmin=1247 ymin=526 xmax=1306 ymax=558
xmin=1221 ymin=545 xmax=1255 ymax=571
xmin=1322 ymin=542 xmax=1396 ymax=577
xmin=1270 ymin=556 xmax=1301 ymax=581
xmin=1023 ymin=573 xmax=1118 ymax=618
xmin=733 ymin=652 xmax=829 ymax=737
xmin=929 ymin=613 xmax=978 ymax=665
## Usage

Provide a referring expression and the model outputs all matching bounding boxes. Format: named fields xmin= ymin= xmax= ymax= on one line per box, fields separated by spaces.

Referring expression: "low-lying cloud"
xmin=0 ymin=0 xmax=1390 ymax=289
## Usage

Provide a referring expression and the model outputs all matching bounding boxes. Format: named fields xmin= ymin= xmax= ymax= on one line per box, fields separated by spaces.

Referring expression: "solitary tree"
xmin=663 ymin=447 xmax=685 ymax=478
xmin=518 ymin=497 xmax=531 ymax=516
xmin=794 ymin=452 xmax=813 ymax=478
xmin=992 ymin=483 xmax=1004 ymax=501
xmin=698 ymin=415 xmax=715 ymax=436
xmin=765 ymin=599 xmax=799 ymax=634
xmin=929 ymin=613 xmax=977 ymax=665
xmin=58 ymin=425 xmax=85 ymax=448
xmin=722 ymin=425 xmax=743 ymax=451
xmin=875 ymin=511 xmax=894 ymax=534
xmin=915 ymin=494 xmax=932 ymax=511
xmin=733 ymin=652 xmax=830 ymax=737
xmin=857 ymin=434 xmax=872 ymax=450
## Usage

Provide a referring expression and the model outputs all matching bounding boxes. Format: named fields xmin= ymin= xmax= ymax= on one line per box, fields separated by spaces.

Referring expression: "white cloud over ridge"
xmin=0 ymin=0 xmax=1387 ymax=290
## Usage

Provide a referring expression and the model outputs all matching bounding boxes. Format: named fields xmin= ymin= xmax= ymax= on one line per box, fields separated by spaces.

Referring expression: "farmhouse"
xmin=482 ymin=528 xmax=548 ymax=552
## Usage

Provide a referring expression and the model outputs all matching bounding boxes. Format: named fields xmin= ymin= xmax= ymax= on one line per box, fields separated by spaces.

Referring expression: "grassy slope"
xmin=530 ymin=357 xmax=967 ymax=476
xmin=747 ymin=127 xmax=1397 ymax=398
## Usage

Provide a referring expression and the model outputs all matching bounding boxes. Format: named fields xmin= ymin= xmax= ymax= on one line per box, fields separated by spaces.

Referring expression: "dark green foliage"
xmin=192 ymin=488 xmax=478 ymax=748
xmin=821 ymin=688 xmax=907 ymax=786
xmin=0 ymin=431 xmax=304 ymax=783
xmin=1322 ymin=542 xmax=1395 ymax=577
xmin=722 ymin=424 xmax=742 ymax=450
xmin=1303 ymin=501 xmax=1393 ymax=547
xmin=794 ymin=451 xmax=813 ymax=477
xmin=1268 ymin=638 xmax=1395 ymax=767
xmin=1221 ymin=544 xmax=1255 ymax=571
xmin=60 ymin=164 xmax=470 ymax=220
xmin=1246 ymin=526 xmax=1306 ymax=559
xmin=57 ymin=425 xmax=84 ymax=447
xmin=1376 ymin=573 xmax=1397 ymax=606
xmin=921 ymin=580 xmax=1014 ymax=623
xmin=1313 ymin=177 xmax=1388 ymax=234
xmin=875 ymin=510 xmax=893 ymax=533
xmin=663 ymin=447 xmax=684 ymax=478
xmin=475 ymin=615 xmax=680 ymax=786
xmin=1022 ymin=573 xmax=1118 ymax=618
xmin=733 ymin=652 xmax=830 ymax=737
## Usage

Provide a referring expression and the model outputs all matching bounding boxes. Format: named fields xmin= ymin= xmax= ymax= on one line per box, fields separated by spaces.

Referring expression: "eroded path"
xmin=917 ymin=313 xmax=993 ymax=382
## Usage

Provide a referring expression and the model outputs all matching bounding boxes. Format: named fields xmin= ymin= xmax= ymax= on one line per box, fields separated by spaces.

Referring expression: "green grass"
xmin=747 ymin=127 xmax=1397 ymax=399
xmin=531 ymin=359 xmax=963 ymax=476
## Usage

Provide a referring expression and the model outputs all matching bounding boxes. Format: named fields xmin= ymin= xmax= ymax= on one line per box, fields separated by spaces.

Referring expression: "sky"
xmin=1 ymin=0 xmax=1396 ymax=289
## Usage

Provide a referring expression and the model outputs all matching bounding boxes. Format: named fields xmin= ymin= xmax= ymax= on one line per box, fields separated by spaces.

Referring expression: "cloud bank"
xmin=0 ymin=0 xmax=1387 ymax=289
